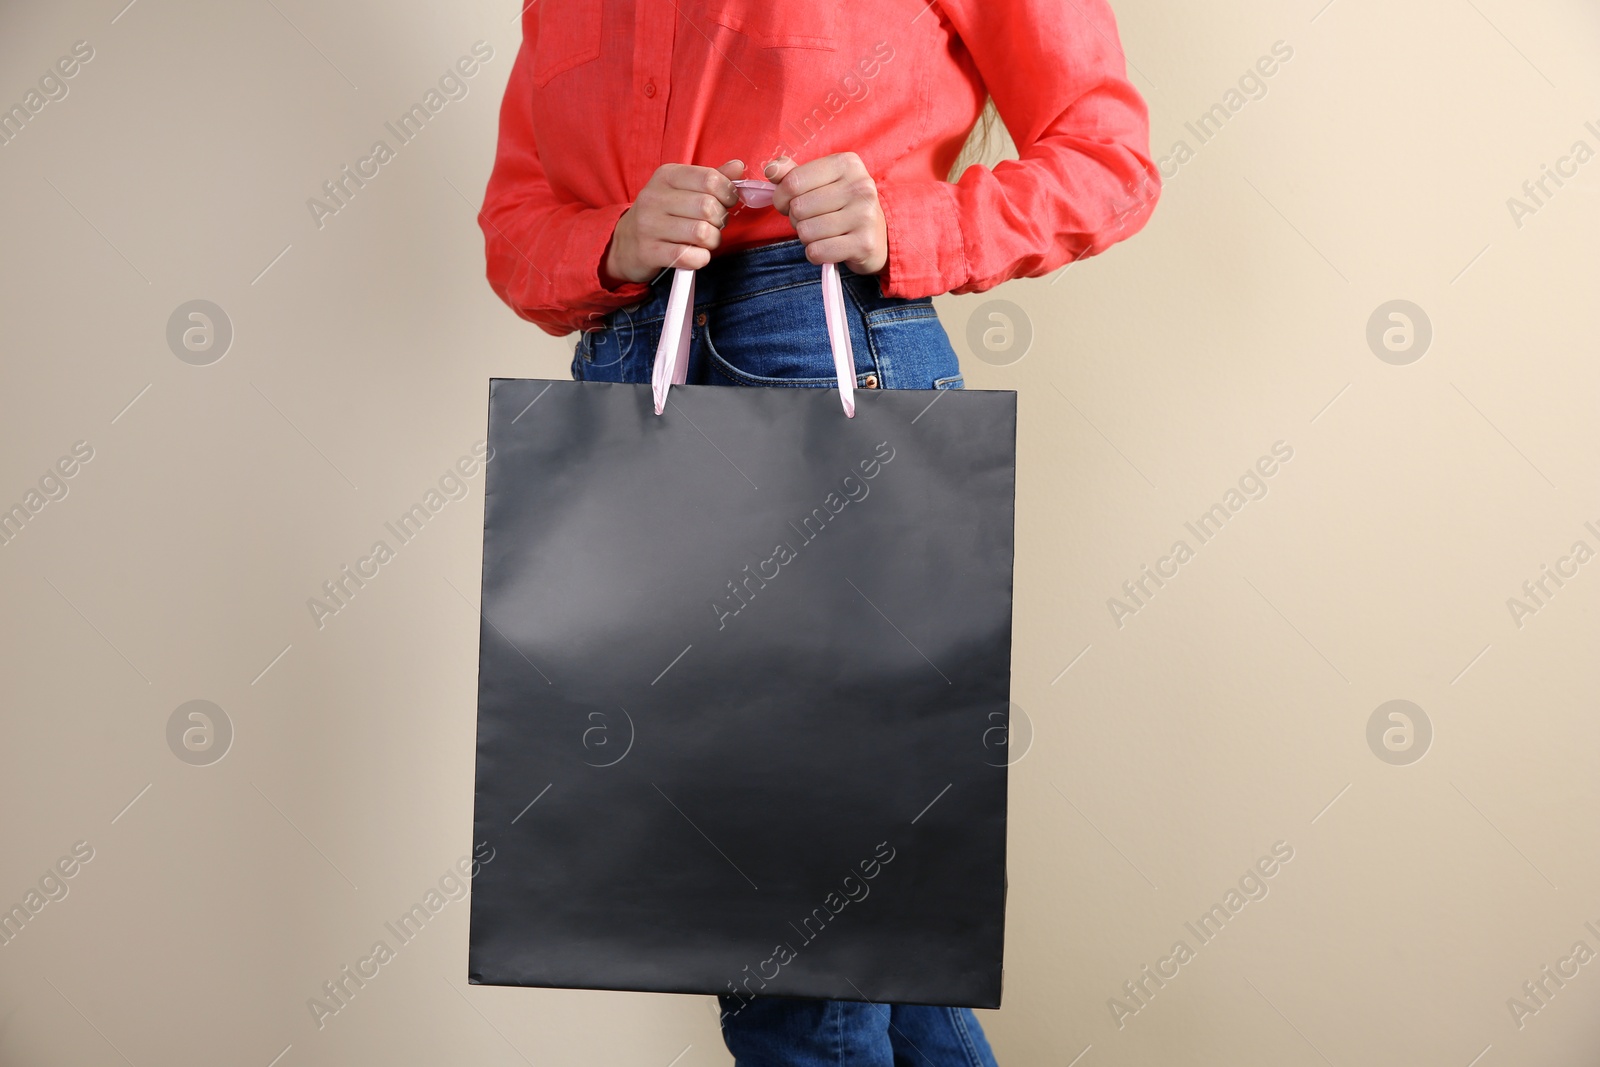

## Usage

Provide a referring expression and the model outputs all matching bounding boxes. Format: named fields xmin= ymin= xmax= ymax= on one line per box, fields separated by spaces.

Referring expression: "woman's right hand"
xmin=601 ymin=160 xmax=746 ymax=288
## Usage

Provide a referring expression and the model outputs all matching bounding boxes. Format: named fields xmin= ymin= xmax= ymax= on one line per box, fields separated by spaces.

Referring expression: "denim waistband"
xmin=604 ymin=238 xmax=874 ymax=329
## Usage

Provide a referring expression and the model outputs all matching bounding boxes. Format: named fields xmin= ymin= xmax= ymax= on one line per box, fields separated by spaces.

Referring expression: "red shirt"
xmin=479 ymin=0 xmax=1159 ymax=337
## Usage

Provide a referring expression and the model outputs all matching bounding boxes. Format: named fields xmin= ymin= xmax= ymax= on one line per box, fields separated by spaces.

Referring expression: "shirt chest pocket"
xmin=701 ymin=0 xmax=838 ymax=50
xmin=532 ymin=0 xmax=604 ymax=86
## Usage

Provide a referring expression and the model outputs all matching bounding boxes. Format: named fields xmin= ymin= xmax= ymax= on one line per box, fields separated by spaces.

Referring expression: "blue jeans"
xmin=571 ymin=238 xmax=994 ymax=1066
xmin=570 ymin=237 xmax=966 ymax=392
xmin=715 ymin=997 xmax=999 ymax=1067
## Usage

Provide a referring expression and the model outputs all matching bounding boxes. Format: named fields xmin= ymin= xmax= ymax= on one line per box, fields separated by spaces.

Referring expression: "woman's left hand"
xmin=763 ymin=152 xmax=888 ymax=277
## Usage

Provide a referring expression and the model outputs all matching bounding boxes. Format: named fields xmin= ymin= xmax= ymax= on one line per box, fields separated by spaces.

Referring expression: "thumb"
xmin=710 ymin=159 xmax=746 ymax=208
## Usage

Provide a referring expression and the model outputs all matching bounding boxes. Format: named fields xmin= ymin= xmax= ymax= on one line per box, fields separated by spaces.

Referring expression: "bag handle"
xmin=651 ymin=178 xmax=857 ymax=418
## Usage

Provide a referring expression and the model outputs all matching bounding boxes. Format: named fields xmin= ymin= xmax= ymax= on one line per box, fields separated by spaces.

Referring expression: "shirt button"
xmin=644 ymin=80 xmax=657 ymax=98
xmin=863 ymin=373 xmax=879 ymax=389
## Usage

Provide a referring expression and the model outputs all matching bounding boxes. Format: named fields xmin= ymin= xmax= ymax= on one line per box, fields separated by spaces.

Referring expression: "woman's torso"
xmin=527 ymin=0 xmax=986 ymax=259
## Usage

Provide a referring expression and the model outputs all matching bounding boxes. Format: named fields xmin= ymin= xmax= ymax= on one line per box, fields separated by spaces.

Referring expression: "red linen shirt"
xmin=479 ymin=0 xmax=1159 ymax=337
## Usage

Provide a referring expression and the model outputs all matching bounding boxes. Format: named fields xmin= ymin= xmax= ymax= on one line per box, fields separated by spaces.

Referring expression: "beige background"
xmin=2 ymin=0 xmax=1597 ymax=1064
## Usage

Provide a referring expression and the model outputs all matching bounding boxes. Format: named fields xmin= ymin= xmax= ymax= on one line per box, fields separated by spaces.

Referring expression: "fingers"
xmin=622 ymin=159 xmax=760 ymax=277
xmin=786 ymin=181 xmax=855 ymax=223
xmin=635 ymin=185 xmax=729 ymax=239
xmin=659 ymin=187 xmax=730 ymax=227
xmin=644 ymin=198 xmax=729 ymax=265
xmin=760 ymin=153 xmax=886 ymax=273
xmin=653 ymin=242 xmax=713 ymax=271
xmin=660 ymin=161 xmax=740 ymax=207
xmin=798 ymin=234 xmax=863 ymax=268
xmin=631 ymin=154 xmax=881 ymax=277
xmin=791 ymin=200 xmax=869 ymax=247
xmin=776 ymin=165 xmax=879 ymax=251
xmin=644 ymin=211 xmax=724 ymax=253
xmin=767 ymin=152 xmax=858 ymax=214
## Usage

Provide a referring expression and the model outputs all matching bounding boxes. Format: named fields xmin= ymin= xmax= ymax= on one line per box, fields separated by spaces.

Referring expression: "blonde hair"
xmin=946 ymin=96 xmax=1004 ymax=183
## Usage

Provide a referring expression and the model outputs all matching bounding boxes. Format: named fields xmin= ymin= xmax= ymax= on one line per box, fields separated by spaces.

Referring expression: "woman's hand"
xmin=764 ymin=152 xmax=888 ymax=277
xmin=601 ymin=159 xmax=746 ymax=287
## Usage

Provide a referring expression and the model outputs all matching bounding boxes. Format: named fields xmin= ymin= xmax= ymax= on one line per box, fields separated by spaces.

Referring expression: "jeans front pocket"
xmin=864 ymin=301 xmax=963 ymax=390
xmin=699 ymin=283 xmax=879 ymax=387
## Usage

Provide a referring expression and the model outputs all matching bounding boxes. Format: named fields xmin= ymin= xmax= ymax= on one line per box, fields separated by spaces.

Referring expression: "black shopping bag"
xmin=468 ymin=374 xmax=1016 ymax=1008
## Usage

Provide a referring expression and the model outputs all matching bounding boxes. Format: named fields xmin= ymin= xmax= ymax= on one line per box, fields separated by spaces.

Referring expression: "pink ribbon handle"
xmin=650 ymin=178 xmax=857 ymax=417
xmin=649 ymin=268 xmax=695 ymax=414
xmin=819 ymin=260 xmax=857 ymax=417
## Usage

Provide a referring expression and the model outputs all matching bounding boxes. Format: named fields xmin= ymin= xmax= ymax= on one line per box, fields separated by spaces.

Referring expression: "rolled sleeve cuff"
xmin=876 ymin=178 xmax=967 ymax=299
xmin=554 ymin=202 xmax=653 ymax=327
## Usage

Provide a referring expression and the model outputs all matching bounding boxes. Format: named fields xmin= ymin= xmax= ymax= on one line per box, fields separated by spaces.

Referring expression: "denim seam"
xmin=859 ymin=322 xmax=896 ymax=390
xmin=843 ymin=279 xmax=901 ymax=389
xmin=863 ymin=303 xmax=938 ymax=326
xmin=948 ymin=1006 xmax=987 ymax=1066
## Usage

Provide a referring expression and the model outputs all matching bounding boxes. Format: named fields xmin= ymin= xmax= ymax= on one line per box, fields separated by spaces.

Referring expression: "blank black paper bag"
xmin=468 ymin=378 xmax=1015 ymax=1008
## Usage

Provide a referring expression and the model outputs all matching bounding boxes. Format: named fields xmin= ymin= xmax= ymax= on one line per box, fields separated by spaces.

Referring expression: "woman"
xmin=478 ymin=0 xmax=1158 ymax=1061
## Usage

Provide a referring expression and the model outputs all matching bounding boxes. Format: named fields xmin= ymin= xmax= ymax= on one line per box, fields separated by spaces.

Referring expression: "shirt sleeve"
xmin=479 ymin=11 xmax=653 ymax=338
xmin=875 ymin=0 xmax=1161 ymax=299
